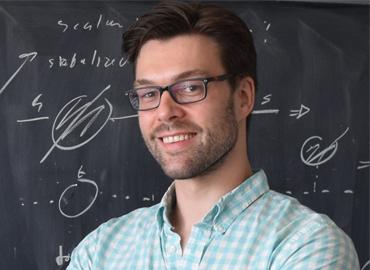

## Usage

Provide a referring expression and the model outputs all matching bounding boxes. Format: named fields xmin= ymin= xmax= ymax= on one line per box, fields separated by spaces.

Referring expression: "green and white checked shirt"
xmin=67 ymin=170 xmax=359 ymax=269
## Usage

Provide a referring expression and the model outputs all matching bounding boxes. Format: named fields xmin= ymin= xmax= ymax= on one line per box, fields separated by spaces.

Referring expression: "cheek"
xmin=138 ymin=114 xmax=151 ymax=137
xmin=203 ymin=94 xmax=235 ymax=121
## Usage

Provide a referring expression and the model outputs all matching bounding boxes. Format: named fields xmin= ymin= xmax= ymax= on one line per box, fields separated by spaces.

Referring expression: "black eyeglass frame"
xmin=125 ymin=74 xmax=233 ymax=111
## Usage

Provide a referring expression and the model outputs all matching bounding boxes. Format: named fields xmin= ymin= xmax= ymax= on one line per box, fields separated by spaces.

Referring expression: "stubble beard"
xmin=142 ymin=97 xmax=239 ymax=180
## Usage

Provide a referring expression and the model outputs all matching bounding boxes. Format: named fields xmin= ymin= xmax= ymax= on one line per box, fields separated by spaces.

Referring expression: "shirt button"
xmin=214 ymin=224 xmax=224 ymax=232
xmin=168 ymin=245 xmax=176 ymax=254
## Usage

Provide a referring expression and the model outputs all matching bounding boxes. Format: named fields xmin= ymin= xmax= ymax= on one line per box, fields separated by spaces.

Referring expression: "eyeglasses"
xmin=125 ymin=74 xmax=233 ymax=111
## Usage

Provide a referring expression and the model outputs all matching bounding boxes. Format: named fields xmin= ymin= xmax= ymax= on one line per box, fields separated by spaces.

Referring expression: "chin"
xmin=163 ymin=168 xmax=191 ymax=180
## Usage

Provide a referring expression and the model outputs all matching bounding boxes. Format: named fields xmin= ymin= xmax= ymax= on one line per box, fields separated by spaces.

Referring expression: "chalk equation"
xmin=48 ymin=49 xmax=129 ymax=69
xmin=285 ymin=186 xmax=355 ymax=196
xmin=57 ymin=14 xmax=123 ymax=33
xmin=289 ymin=104 xmax=310 ymax=119
xmin=261 ymin=94 xmax=272 ymax=105
xmin=17 ymin=93 xmax=50 ymax=123
xmin=252 ymin=108 xmax=280 ymax=115
xmin=361 ymin=260 xmax=370 ymax=270
xmin=253 ymin=94 xmax=310 ymax=119
xmin=41 ymin=84 xmax=113 ymax=163
xmin=16 ymin=85 xmax=137 ymax=163
xmin=1 ymin=49 xmax=128 ymax=99
xmin=357 ymin=161 xmax=370 ymax=170
xmin=55 ymin=245 xmax=70 ymax=266
xmin=58 ymin=165 xmax=98 ymax=218
xmin=300 ymin=127 xmax=349 ymax=167
xmin=253 ymin=94 xmax=280 ymax=115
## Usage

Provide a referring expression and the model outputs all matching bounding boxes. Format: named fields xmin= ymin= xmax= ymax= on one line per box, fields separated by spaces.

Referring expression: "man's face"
xmin=135 ymin=34 xmax=240 ymax=179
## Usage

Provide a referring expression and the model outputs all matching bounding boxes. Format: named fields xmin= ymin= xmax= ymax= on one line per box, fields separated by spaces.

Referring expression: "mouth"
xmin=160 ymin=133 xmax=197 ymax=144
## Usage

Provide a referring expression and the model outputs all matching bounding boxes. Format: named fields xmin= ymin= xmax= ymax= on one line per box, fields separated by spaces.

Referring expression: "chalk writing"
xmin=142 ymin=195 xmax=155 ymax=202
xmin=0 ymin=52 xmax=37 ymax=95
xmin=55 ymin=245 xmax=70 ymax=266
xmin=361 ymin=260 xmax=370 ymax=270
xmin=32 ymin=94 xmax=44 ymax=112
xmin=48 ymin=50 xmax=128 ymax=69
xmin=57 ymin=14 xmax=123 ymax=33
xmin=284 ymin=187 xmax=358 ymax=195
xmin=357 ymin=161 xmax=370 ymax=170
xmin=300 ymin=127 xmax=349 ymax=167
xmin=261 ymin=94 xmax=272 ymax=105
xmin=40 ymin=85 xmax=113 ymax=163
xmin=58 ymin=168 xmax=99 ymax=218
xmin=110 ymin=114 xmax=138 ymax=122
xmin=254 ymin=94 xmax=279 ymax=114
xmin=289 ymin=104 xmax=310 ymax=119
xmin=252 ymin=109 xmax=279 ymax=115
xmin=17 ymin=117 xmax=49 ymax=123
xmin=78 ymin=165 xmax=86 ymax=178
xmin=262 ymin=20 xmax=271 ymax=43
xmin=17 ymin=93 xmax=50 ymax=123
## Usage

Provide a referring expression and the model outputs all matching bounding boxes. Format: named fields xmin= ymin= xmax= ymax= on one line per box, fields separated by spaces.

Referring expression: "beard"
xmin=142 ymin=97 xmax=238 ymax=179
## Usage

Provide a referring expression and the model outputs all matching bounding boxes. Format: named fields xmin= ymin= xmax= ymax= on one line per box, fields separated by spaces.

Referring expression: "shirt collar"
xmin=156 ymin=170 xmax=270 ymax=233
xmin=156 ymin=183 xmax=176 ymax=230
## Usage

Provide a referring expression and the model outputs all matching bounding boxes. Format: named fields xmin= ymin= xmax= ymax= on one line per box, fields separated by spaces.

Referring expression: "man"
xmin=67 ymin=1 xmax=359 ymax=269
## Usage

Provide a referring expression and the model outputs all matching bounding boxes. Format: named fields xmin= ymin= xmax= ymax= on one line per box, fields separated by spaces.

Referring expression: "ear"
xmin=234 ymin=76 xmax=255 ymax=120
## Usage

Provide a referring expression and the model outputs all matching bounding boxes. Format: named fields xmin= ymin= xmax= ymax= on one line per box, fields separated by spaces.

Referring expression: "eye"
xmin=184 ymin=84 xmax=202 ymax=92
xmin=173 ymin=81 xmax=204 ymax=95
xmin=137 ymin=88 xmax=159 ymax=100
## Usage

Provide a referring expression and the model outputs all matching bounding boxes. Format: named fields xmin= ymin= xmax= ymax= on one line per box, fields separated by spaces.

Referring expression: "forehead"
xmin=135 ymin=34 xmax=225 ymax=84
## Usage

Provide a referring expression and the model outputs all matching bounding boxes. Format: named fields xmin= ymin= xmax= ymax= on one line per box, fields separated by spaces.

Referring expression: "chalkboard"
xmin=0 ymin=1 xmax=368 ymax=269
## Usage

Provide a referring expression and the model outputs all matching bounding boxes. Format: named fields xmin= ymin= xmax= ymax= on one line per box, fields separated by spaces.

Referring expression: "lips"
xmin=161 ymin=133 xmax=196 ymax=144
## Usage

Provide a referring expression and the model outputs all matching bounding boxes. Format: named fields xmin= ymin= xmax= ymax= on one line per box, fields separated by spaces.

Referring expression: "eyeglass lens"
xmin=130 ymin=80 xmax=206 ymax=110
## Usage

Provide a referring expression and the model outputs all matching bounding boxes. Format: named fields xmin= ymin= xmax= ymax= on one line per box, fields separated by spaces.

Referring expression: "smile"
xmin=162 ymin=133 xmax=196 ymax=144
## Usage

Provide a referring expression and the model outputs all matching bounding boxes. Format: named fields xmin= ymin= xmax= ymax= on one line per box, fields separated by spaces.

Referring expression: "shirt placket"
xmin=161 ymin=224 xmax=182 ymax=270
xmin=181 ymin=223 xmax=212 ymax=269
xmin=161 ymin=222 xmax=212 ymax=270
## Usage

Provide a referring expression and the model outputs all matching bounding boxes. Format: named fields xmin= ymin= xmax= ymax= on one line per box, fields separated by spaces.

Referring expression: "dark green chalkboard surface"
xmin=0 ymin=1 xmax=368 ymax=269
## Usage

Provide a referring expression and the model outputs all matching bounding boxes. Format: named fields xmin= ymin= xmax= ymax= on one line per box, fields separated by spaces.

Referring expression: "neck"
xmin=170 ymin=135 xmax=252 ymax=249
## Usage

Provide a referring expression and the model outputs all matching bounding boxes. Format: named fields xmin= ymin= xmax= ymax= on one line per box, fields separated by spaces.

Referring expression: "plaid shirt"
xmin=67 ymin=170 xmax=359 ymax=270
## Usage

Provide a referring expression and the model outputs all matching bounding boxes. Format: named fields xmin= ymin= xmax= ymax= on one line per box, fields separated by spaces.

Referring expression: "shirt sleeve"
xmin=273 ymin=217 xmax=360 ymax=270
xmin=66 ymin=229 xmax=98 ymax=270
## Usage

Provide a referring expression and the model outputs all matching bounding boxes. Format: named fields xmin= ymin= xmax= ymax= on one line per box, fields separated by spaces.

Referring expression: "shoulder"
xmin=259 ymin=190 xmax=336 ymax=227
xmin=67 ymin=203 xmax=160 ymax=270
xmin=260 ymin=190 xmax=351 ymax=246
xmin=259 ymin=191 xmax=360 ymax=269
xmin=98 ymin=203 xmax=160 ymax=234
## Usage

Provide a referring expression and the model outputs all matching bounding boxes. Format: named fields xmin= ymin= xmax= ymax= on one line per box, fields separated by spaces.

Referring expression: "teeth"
xmin=162 ymin=134 xmax=194 ymax=144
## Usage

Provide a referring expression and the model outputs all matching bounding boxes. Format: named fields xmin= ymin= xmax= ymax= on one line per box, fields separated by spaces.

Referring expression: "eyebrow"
xmin=133 ymin=69 xmax=210 ymax=87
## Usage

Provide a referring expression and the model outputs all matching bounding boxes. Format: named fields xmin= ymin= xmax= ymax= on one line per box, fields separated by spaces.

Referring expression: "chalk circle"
xmin=58 ymin=178 xmax=99 ymax=218
xmin=300 ymin=136 xmax=338 ymax=167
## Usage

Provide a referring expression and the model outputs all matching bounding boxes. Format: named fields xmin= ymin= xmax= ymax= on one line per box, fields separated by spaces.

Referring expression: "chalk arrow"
xmin=357 ymin=161 xmax=370 ymax=170
xmin=289 ymin=104 xmax=310 ymax=119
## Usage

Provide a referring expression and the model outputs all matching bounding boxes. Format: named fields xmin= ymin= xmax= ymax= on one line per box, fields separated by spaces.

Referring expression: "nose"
xmin=156 ymin=91 xmax=185 ymax=123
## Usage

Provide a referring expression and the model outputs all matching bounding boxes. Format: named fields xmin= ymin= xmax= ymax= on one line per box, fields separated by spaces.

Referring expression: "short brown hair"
xmin=122 ymin=0 xmax=257 ymax=88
